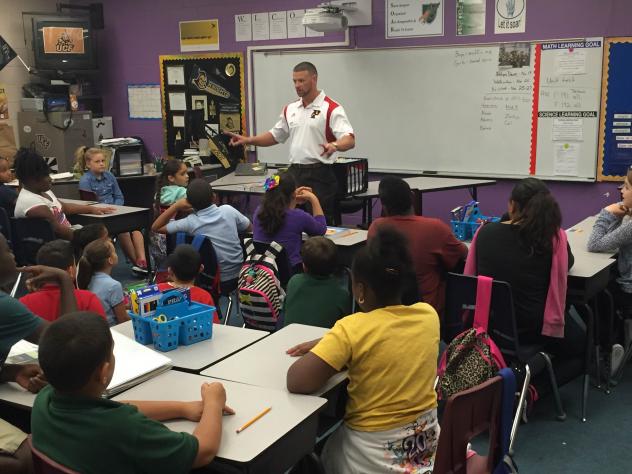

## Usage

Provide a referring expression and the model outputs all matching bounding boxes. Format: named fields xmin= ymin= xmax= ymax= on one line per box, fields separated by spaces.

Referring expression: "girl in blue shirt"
xmin=77 ymin=238 xmax=128 ymax=326
xmin=76 ymin=147 xmax=147 ymax=274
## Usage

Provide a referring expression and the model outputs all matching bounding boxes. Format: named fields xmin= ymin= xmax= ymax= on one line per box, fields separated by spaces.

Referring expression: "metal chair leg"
xmin=540 ymin=352 xmax=566 ymax=421
xmin=224 ymin=294 xmax=234 ymax=326
xmin=509 ymin=364 xmax=530 ymax=455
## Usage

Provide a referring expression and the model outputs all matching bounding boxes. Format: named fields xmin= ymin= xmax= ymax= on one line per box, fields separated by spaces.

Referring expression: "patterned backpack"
xmin=438 ymin=275 xmax=507 ymax=399
xmin=238 ymin=238 xmax=286 ymax=331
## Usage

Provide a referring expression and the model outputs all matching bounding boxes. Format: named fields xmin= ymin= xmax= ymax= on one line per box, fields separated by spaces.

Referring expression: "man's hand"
xmin=15 ymin=364 xmax=47 ymax=393
xmin=286 ymin=338 xmax=321 ymax=357
xmin=225 ymin=131 xmax=249 ymax=147
xmin=319 ymin=143 xmax=337 ymax=157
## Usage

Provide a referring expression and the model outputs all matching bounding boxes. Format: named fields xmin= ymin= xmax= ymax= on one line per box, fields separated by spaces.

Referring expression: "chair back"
xmin=444 ymin=273 xmax=522 ymax=360
xmin=434 ymin=376 xmax=503 ymax=474
xmin=171 ymin=232 xmax=221 ymax=296
xmin=251 ymin=240 xmax=292 ymax=288
xmin=28 ymin=436 xmax=80 ymax=474
xmin=10 ymin=217 xmax=55 ymax=266
xmin=79 ymin=189 xmax=98 ymax=202
xmin=0 ymin=206 xmax=12 ymax=244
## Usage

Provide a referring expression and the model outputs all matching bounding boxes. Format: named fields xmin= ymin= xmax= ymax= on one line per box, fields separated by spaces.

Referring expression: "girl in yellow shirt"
xmin=287 ymin=227 xmax=440 ymax=473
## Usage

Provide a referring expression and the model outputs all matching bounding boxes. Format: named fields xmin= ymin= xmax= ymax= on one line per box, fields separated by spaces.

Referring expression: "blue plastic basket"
xmin=450 ymin=216 xmax=500 ymax=241
xmin=129 ymin=290 xmax=214 ymax=352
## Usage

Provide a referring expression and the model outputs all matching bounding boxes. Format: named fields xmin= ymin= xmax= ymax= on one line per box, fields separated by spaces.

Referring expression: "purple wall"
xmin=87 ymin=0 xmax=630 ymax=225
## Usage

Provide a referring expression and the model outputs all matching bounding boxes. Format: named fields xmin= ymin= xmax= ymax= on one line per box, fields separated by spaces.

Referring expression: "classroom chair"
xmin=27 ymin=436 xmax=79 ymax=474
xmin=79 ymin=189 xmax=98 ymax=202
xmin=167 ymin=232 xmax=227 ymax=320
xmin=435 ymin=371 xmax=515 ymax=474
xmin=444 ymin=273 xmax=578 ymax=453
xmin=9 ymin=217 xmax=55 ymax=266
xmin=250 ymin=240 xmax=293 ymax=287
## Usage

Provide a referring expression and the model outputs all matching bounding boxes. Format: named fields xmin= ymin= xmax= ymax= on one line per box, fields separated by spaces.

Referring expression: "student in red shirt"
xmin=20 ymin=240 xmax=105 ymax=322
xmin=157 ymin=244 xmax=219 ymax=323
xmin=368 ymin=176 xmax=467 ymax=318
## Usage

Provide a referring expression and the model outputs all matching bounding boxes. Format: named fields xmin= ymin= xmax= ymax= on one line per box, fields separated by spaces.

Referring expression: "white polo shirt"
xmin=269 ymin=90 xmax=354 ymax=165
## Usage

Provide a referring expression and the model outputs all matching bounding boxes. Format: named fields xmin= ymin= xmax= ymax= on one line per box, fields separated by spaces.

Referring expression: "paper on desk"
xmin=6 ymin=340 xmax=38 ymax=365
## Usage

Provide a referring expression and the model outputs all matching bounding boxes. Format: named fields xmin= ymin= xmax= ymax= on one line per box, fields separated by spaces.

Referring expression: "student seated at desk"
xmin=464 ymin=178 xmax=583 ymax=356
xmin=0 ymin=156 xmax=17 ymax=216
xmin=369 ymin=176 xmax=467 ymax=318
xmin=287 ymin=228 xmax=440 ymax=473
xmin=152 ymin=179 xmax=251 ymax=291
xmin=20 ymin=240 xmax=105 ymax=322
xmin=76 ymin=147 xmax=148 ymax=275
xmin=588 ymin=169 xmax=632 ymax=351
xmin=283 ymin=236 xmax=351 ymax=329
xmin=77 ymin=239 xmax=128 ymax=326
xmin=151 ymin=159 xmax=190 ymax=269
xmin=253 ymin=172 xmax=326 ymax=273
xmin=31 ymin=312 xmax=234 ymax=474
xmin=0 ymin=234 xmax=79 ymax=474
xmin=13 ymin=148 xmax=113 ymax=241
xmin=157 ymin=244 xmax=219 ymax=323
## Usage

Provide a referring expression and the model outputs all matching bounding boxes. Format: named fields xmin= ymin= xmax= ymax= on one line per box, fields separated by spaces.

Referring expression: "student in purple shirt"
xmin=253 ymin=172 xmax=327 ymax=273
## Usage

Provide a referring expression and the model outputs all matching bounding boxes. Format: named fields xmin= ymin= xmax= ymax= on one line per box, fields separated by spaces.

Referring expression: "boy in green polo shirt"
xmin=283 ymin=236 xmax=352 ymax=328
xmin=31 ymin=312 xmax=234 ymax=474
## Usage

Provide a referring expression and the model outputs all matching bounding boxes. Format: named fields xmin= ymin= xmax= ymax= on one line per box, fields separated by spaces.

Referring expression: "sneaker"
xmin=611 ymin=343 xmax=625 ymax=376
xmin=132 ymin=265 xmax=149 ymax=276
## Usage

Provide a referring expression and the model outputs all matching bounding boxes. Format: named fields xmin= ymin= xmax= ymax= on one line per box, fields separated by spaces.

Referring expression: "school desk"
xmin=112 ymin=370 xmax=326 ymax=474
xmin=200 ymin=323 xmax=347 ymax=396
xmin=60 ymin=198 xmax=153 ymax=269
xmin=566 ymin=215 xmax=618 ymax=262
xmin=356 ymin=176 xmax=497 ymax=222
xmin=113 ymin=321 xmax=268 ymax=373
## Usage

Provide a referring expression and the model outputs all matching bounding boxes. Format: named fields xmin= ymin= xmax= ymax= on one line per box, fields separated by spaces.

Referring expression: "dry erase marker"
xmin=236 ymin=407 xmax=271 ymax=433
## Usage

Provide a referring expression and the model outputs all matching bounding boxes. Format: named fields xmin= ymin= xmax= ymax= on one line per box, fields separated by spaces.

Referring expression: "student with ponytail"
xmin=287 ymin=227 xmax=440 ymax=473
xmin=78 ymin=239 xmax=128 ymax=326
xmin=253 ymin=172 xmax=327 ymax=272
xmin=150 ymin=159 xmax=190 ymax=268
xmin=464 ymin=177 xmax=580 ymax=352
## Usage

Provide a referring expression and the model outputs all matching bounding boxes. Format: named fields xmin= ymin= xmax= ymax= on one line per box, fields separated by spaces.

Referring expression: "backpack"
xmin=438 ymin=275 xmax=507 ymax=399
xmin=238 ymin=238 xmax=286 ymax=331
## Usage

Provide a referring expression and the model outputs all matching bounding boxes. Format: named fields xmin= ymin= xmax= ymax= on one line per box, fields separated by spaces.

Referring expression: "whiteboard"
xmin=252 ymin=40 xmax=603 ymax=181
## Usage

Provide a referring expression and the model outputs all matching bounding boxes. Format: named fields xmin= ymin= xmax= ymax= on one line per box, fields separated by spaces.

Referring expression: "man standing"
xmin=227 ymin=62 xmax=355 ymax=224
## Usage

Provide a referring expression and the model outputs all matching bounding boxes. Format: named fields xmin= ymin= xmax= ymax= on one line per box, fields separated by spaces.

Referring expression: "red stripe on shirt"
xmin=324 ymin=96 xmax=340 ymax=144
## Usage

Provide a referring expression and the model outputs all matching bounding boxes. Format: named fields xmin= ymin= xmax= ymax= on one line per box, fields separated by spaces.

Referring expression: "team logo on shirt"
xmin=310 ymin=110 xmax=321 ymax=119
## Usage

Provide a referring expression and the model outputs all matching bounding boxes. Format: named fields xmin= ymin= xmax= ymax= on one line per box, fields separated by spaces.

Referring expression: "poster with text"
xmin=457 ymin=0 xmax=485 ymax=36
xmin=494 ymin=0 xmax=526 ymax=34
xmin=386 ymin=0 xmax=444 ymax=39
xmin=179 ymin=20 xmax=219 ymax=52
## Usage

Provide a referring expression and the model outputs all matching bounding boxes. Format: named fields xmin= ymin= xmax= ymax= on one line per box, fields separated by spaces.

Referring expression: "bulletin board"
xmin=159 ymin=53 xmax=246 ymax=167
xmin=597 ymin=37 xmax=632 ymax=181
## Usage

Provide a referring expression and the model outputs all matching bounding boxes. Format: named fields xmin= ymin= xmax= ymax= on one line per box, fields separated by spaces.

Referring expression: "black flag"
xmin=0 ymin=36 xmax=17 ymax=72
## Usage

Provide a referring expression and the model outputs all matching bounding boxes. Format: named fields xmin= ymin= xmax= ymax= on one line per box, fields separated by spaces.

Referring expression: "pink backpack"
xmin=438 ymin=275 xmax=507 ymax=399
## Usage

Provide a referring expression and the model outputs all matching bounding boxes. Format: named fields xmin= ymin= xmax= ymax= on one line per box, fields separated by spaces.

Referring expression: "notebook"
xmin=5 ymin=331 xmax=172 ymax=398
xmin=235 ymin=162 xmax=268 ymax=176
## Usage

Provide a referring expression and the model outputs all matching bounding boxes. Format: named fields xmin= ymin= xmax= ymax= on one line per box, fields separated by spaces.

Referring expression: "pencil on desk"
xmin=236 ymin=407 xmax=271 ymax=433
